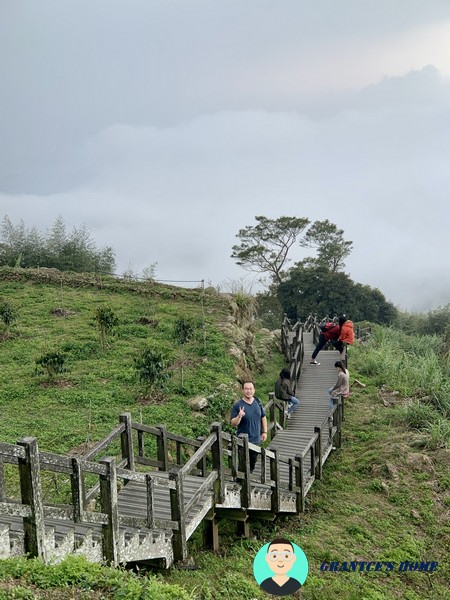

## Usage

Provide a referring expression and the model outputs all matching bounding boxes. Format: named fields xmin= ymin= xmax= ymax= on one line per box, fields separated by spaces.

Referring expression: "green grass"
xmin=0 ymin=276 xmax=236 ymax=452
xmin=1 ymin=283 xmax=449 ymax=599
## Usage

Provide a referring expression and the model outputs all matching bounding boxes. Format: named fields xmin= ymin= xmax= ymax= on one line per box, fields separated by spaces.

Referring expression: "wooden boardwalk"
xmin=252 ymin=330 xmax=341 ymax=493
xmin=0 ymin=325 xmax=345 ymax=567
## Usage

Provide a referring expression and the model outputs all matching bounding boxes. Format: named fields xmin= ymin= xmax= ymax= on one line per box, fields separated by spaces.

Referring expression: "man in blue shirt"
xmin=230 ymin=381 xmax=267 ymax=473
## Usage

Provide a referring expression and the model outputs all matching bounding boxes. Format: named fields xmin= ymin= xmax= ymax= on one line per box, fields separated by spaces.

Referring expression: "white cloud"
xmin=1 ymin=3 xmax=450 ymax=311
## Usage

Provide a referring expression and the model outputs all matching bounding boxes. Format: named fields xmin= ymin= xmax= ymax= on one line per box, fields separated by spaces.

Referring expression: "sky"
xmin=1 ymin=0 xmax=450 ymax=312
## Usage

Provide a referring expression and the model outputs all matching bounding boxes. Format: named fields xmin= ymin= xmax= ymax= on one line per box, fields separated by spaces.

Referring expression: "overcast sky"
xmin=1 ymin=1 xmax=450 ymax=311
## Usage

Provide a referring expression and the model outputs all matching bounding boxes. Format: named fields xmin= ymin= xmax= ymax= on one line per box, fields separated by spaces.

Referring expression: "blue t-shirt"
xmin=231 ymin=397 xmax=266 ymax=444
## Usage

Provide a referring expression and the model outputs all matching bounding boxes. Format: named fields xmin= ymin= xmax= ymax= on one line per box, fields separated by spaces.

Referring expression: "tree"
xmin=35 ymin=351 xmax=66 ymax=382
xmin=94 ymin=307 xmax=119 ymax=350
xmin=172 ymin=316 xmax=197 ymax=388
xmin=277 ymin=264 xmax=397 ymax=324
xmin=134 ymin=346 xmax=171 ymax=393
xmin=0 ymin=215 xmax=116 ymax=273
xmin=231 ymin=216 xmax=310 ymax=283
xmin=0 ymin=300 xmax=18 ymax=335
xmin=301 ymin=219 xmax=353 ymax=272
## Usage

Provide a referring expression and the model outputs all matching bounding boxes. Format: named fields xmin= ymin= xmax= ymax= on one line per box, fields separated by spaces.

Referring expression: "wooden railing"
xmin=0 ymin=392 xmax=345 ymax=566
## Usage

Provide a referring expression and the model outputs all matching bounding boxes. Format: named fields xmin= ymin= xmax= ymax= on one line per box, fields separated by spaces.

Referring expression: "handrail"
xmin=0 ymin=315 xmax=348 ymax=566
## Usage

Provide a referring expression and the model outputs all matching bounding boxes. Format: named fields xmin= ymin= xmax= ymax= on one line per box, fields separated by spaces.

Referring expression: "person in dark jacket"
xmin=310 ymin=322 xmax=341 ymax=365
xmin=274 ymin=368 xmax=300 ymax=419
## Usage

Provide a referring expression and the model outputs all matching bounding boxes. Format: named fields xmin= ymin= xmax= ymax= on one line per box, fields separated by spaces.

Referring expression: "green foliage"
xmin=255 ymin=284 xmax=283 ymax=329
xmin=173 ymin=316 xmax=196 ymax=346
xmin=277 ymin=265 xmax=397 ymax=324
xmin=353 ymin=325 xmax=450 ymax=448
xmin=94 ymin=307 xmax=119 ymax=350
xmin=0 ymin=556 xmax=195 ymax=599
xmin=231 ymin=215 xmax=310 ymax=283
xmin=0 ymin=215 xmax=116 ymax=273
xmin=134 ymin=346 xmax=171 ymax=391
xmin=301 ymin=218 xmax=353 ymax=272
xmin=0 ymin=300 xmax=18 ymax=333
xmin=35 ymin=351 xmax=66 ymax=381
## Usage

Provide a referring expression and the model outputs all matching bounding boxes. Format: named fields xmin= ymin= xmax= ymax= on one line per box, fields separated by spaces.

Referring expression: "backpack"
xmin=320 ymin=322 xmax=334 ymax=332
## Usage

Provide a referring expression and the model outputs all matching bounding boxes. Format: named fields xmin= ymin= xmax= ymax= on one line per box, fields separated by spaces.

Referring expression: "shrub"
xmin=94 ymin=306 xmax=119 ymax=350
xmin=0 ymin=299 xmax=18 ymax=334
xmin=134 ymin=346 xmax=171 ymax=392
xmin=35 ymin=351 xmax=66 ymax=382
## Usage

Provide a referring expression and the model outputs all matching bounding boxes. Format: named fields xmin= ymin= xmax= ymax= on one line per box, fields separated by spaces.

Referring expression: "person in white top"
xmin=328 ymin=360 xmax=349 ymax=408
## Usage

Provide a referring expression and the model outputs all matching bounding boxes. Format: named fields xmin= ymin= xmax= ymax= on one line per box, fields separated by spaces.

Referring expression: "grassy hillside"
xmin=0 ymin=272 xmax=448 ymax=599
xmin=0 ymin=268 xmax=280 ymax=454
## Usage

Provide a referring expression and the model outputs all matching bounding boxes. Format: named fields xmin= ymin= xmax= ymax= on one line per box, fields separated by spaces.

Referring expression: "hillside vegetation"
xmin=0 ymin=267 xmax=276 ymax=454
xmin=0 ymin=269 xmax=449 ymax=599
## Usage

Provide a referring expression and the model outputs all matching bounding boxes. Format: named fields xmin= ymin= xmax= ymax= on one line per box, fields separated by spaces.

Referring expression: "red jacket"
xmin=323 ymin=324 xmax=340 ymax=341
xmin=339 ymin=320 xmax=354 ymax=344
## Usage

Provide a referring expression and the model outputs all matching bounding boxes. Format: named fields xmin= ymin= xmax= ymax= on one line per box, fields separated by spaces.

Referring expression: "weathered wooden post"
xmin=295 ymin=454 xmax=305 ymax=513
xmin=238 ymin=434 xmax=251 ymax=509
xmin=137 ymin=429 xmax=145 ymax=459
xmin=99 ymin=457 xmax=120 ymax=566
xmin=17 ymin=437 xmax=46 ymax=561
xmin=203 ymin=425 xmax=222 ymax=553
xmin=336 ymin=398 xmax=343 ymax=448
xmin=210 ymin=423 xmax=225 ymax=504
xmin=196 ymin=436 xmax=207 ymax=476
xmin=268 ymin=392 xmax=276 ymax=439
xmin=71 ymin=457 xmax=85 ymax=521
xmin=310 ymin=443 xmax=316 ymax=483
xmin=231 ymin=435 xmax=238 ymax=479
xmin=236 ymin=434 xmax=251 ymax=538
xmin=146 ymin=474 xmax=156 ymax=529
xmin=314 ymin=426 xmax=322 ymax=480
xmin=119 ymin=413 xmax=135 ymax=471
xmin=156 ymin=425 xmax=169 ymax=471
xmin=0 ymin=461 xmax=6 ymax=502
xmin=260 ymin=447 xmax=267 ymax=484
xmin=169 ymin=470 xmax=188 ymax=561
xmin=270 ymin=448 xmax=281 ymax=514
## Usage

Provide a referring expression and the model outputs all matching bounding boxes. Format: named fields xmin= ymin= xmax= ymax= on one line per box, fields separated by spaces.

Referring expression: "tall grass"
xmin=353 ymin=325 xmax=450 ymax=448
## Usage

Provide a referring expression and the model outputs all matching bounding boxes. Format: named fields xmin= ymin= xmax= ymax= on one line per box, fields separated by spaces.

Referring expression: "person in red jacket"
xmin=310 ymin=322 xmax=341 ymax=365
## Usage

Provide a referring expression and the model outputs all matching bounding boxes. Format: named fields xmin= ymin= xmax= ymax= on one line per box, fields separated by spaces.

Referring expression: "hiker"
xmin=275 ymin=368 xmax=300 ymax=419
xmin=230 ymin=381 xmax=267 ymax=473
xmin=338 ymin=315 xmax=355 ymax=349
xmin=328 ymin=360 xmax=349 ymax=407
xmin=310 ymin=321 xmax=341 ymax=365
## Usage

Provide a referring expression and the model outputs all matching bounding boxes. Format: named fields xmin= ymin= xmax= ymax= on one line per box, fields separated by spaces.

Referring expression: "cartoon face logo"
xmin=253 ymin=538 xmax=308 ymax=596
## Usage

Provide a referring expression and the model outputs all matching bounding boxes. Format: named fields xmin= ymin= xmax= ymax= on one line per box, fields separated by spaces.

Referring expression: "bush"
xmin=134 ymin=346 xmax=171 ymax=391
xmin=35 ymin=351 xmax=66 ymax=381
xmin=94 ymin=306 xmax=119 ymax=350
xmin=0 ymin=299 xmax=18 ymax=334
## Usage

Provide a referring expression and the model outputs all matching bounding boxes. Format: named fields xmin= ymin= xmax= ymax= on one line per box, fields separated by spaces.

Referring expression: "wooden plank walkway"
xmin=114 ymin=330 xmax=341 ymax=522
xmin=252 ymin=330 xmax=341 ymax=490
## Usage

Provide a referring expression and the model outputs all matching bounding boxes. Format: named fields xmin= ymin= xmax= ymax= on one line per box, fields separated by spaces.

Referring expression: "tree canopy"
xmin=231 ymin=215 xmax=310 ymax=283
xmin=231 ymin=215 xmax=352 ymax=283
xmin=0 ymin=215 xmax=116 ymax=274
xmin=277 ymin=264 xmax=397 ymax=324
xmin=300 ymin=219 xmax=353 ymax=272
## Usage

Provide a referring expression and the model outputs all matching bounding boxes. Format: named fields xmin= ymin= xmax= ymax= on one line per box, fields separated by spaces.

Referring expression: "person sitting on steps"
xmin=328 ymin=360 xmax=350 ymax=407
xmin=275 ymin=368 xmax=300 ymax=419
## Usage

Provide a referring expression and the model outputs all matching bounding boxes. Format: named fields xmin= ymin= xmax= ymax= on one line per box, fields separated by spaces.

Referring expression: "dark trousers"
xmin=311 ymin=334 xmax=341 ymax=359
xmin=311 ymin=333 xmax=327 ymax=359
xmin=249 ymin=448 xmax=259 ymax=473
